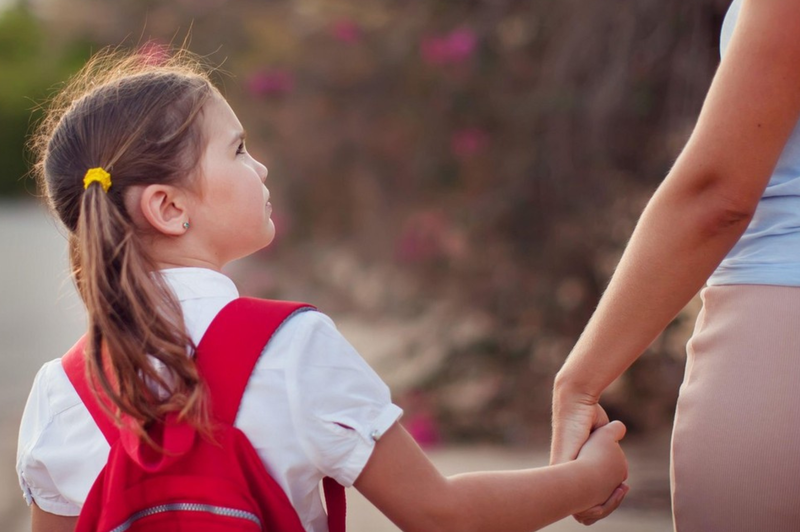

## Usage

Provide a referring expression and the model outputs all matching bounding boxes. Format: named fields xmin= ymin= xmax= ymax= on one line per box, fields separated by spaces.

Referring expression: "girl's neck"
xmin=153 ymin=257 xmax=225 ymax=273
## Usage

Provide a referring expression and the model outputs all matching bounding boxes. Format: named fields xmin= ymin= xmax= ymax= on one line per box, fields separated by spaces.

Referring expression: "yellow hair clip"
xmin=83 ymin=167 xmax=112 ymax=192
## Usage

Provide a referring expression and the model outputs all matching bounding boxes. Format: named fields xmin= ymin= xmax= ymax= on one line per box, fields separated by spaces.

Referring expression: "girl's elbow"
xmin=414 ymin=483 xmax=475 ymax=532
xmin=402 ymin=509 xmax=463 ymax=532
xmin=423 ymin=505 xmax=469 ymax=532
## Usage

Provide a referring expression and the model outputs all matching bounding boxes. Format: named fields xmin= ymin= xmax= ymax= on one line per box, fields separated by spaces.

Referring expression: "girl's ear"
xmin=137 ymin=184 xmax=191 ymax=236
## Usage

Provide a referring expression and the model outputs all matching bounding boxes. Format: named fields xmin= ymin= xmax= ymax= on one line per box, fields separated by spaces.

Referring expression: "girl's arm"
xmin=355 ymin=421 xmax=627 ymax=532
xmin=31 ymin=503 xmax=77 ymax=532
xmin=552 ymin=0 xmax=800 ymax=466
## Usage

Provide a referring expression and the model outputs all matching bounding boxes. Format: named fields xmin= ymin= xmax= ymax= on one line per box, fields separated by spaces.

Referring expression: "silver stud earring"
xmin=182 ymin=221 xmax=190 ymax=230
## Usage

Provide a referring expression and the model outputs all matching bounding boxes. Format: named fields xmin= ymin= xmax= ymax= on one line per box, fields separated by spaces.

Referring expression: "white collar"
xmin=157 ymin=267 xmax=240 ymax=302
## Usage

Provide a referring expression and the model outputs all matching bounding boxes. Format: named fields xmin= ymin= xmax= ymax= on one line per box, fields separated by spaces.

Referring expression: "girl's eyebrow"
xmin=229 ymin=129 xmax=247 ymax=146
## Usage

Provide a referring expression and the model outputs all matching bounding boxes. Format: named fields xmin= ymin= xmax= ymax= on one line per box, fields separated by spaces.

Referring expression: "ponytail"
xmin=76 ymin=182 xmax=208 ymax=441
xmin=31 ymin=49 xmax=218 ymax=443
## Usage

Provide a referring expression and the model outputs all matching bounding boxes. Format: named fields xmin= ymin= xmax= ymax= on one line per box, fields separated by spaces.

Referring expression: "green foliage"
xmin=0 ymin=5 xmax=90 ymax=196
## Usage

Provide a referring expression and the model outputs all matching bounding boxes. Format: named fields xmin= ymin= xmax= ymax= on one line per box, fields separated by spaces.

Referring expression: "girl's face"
xmin=189 ymin=95 xmax=274 ymax=266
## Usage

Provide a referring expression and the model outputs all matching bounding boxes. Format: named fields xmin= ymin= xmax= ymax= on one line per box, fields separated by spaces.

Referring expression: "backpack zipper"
xmin=108 ymin=503 xmax=262 ymax=532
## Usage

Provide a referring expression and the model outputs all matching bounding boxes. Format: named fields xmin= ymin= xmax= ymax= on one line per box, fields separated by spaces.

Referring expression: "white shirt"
xmin=16 ymin=267 xmax=403 ymax=532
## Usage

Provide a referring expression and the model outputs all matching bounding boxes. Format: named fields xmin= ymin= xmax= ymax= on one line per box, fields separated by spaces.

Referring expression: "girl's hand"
xmin=551 ymin=386 xmax=629 ymax=525
xmin=573 ymin=484 xmax=629 ymax=526
xmin=573 ymin=420 xmax=629 ymax=526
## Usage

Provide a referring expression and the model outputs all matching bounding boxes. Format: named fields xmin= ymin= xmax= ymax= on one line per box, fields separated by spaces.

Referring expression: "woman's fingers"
xmin=550 ymin=420 xmax=591 ymax=464
xmin=551 ymin=403 xmax=611 ymax=465
xmin=592 ymin=403 xmax=610 ymax=431
xmin=555 ymin=412 xmax=627 ymax=525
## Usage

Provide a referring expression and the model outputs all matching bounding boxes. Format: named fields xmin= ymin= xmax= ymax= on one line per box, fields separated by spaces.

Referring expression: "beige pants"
xmin=671 ymin=285 xmax=800 ymax=532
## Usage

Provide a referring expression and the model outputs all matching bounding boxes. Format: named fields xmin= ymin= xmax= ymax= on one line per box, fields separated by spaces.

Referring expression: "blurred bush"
xmin=3 ymin=0 xmax=731 ymax=441
xmin=0 ymin=4 xmax=90 ymax=196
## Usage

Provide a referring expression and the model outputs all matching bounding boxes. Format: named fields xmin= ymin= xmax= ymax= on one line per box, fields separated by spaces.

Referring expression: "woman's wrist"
xmin=553 ymin=367 xmax=603 ymax=404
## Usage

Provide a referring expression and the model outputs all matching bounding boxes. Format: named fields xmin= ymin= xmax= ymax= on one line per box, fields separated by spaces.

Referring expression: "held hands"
xmin=573 ymin=421 xmax=629 ymax=525
xmin=551 ymin=390 xmax=629 ymax=525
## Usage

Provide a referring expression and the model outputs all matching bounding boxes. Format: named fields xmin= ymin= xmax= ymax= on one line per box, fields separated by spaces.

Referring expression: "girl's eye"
xmin=236 ymin=141 xmax=246 ymax=155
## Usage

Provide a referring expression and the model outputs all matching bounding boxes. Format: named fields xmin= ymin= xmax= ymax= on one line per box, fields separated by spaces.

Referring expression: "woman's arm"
xmin=355 ymin=421 xmax=627 ymax=532
xmin=552 ymin=0 xmax=800 ymax=463
xmin=31 ymin=503 xmax=77 ymax=532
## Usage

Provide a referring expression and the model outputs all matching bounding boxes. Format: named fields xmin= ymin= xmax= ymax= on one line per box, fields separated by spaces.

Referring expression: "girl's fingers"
xmin=597 ymin=420 xmax=627 ymax=442
xmin=573 ymin=483 xmax=629 ymax=525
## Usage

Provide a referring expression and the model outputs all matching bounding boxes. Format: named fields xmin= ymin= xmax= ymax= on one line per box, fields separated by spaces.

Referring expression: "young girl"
xmin=17 ymin=49 xmax=627 ymax=532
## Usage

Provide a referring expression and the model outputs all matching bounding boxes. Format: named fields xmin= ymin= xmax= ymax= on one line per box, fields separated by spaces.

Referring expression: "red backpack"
xmin=62 ymin=297 xmax=346 ymax=532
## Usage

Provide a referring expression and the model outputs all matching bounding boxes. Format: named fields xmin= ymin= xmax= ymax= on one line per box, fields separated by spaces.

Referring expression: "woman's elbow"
xmin=669 ymin=160 xmax=763 ymax=236
xmin=700 ymin=191 xmax=758 ymax=237
xmin=662 ymin=169 xmax=759 ymax=237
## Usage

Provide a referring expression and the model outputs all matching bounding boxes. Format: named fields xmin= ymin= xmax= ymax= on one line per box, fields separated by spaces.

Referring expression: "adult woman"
xmin=551 ymin=0 xmax=800 ymax=529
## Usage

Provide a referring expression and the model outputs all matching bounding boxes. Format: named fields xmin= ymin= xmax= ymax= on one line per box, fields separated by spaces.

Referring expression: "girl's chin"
xmin=231 ymin=224 xmax=277 ymax=261
xmin=256 ymin=223 xmax=277 ymax=251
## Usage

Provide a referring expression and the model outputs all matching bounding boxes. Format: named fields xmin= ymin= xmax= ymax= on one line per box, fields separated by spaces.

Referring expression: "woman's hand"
xmin=551 ymin=384 xmax=629 ymax=525
xmin=551 ymin=386 xmax=609 ymax=464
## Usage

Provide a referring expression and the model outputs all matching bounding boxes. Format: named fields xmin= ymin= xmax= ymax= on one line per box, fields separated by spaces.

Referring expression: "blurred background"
xmin=0 ymin=0 xmax=731 ymax=529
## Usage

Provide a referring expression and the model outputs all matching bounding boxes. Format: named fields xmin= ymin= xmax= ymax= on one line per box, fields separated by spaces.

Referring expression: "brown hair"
xmin=30 ymin=48 xmax=219 ymax=442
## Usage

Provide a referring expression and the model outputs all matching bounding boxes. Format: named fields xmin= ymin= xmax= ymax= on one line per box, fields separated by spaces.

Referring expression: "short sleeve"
xmin=283 ymin=313 xmax=403 ymax=487
xmin=16 ymin=360 xmax=82 ymax=516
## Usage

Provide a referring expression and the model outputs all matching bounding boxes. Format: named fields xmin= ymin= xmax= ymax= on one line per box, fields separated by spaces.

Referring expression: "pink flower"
xmin=446 ymin=29 xmax=478 ymax=60
xmin=400 ymin=390 xmax=441 ymax=448
xmin=421 ymin=28 xmax=478 ymax=65
xmin=421 ymin=38 xmax=449 ymax=66
xmin=137 ymin=41 xmax=169 ymax=67
xmin=405 ymin=413 xmax=441 ymax=448
xmin=450 ymin=127 xmax=489 ymax=159
xmin=246 ymin=70 xmax=295 ymax=98
xmin=395 ymin=210 xmax=464 ymax=263
xmin=331 ymin=19 xmax=362 ymax=44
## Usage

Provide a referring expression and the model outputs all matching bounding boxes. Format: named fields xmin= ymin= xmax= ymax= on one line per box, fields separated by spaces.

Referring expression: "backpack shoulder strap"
xmin=61 ymin=298 xmax=314 ymax=440
xmin=323 ymin=476 xmax=347 ymax=532
xmin=195 ymin=297 xmax=314 ymax=424
xmin=195 ymin=297 xmax=346 ymax=532
xmin=59 ymin=298 xmax=312 ymax=444
xmin=62 ymin=335 xmax=120 ymax=444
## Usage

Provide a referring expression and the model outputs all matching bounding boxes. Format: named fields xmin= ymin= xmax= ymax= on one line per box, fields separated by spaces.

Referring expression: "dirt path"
xmin=0 ymin=200 xmax=674 ymax=531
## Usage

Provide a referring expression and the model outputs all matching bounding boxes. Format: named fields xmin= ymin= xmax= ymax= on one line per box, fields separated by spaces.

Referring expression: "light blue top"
xmin=708 ymin=0 xmax=800 ymax=286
